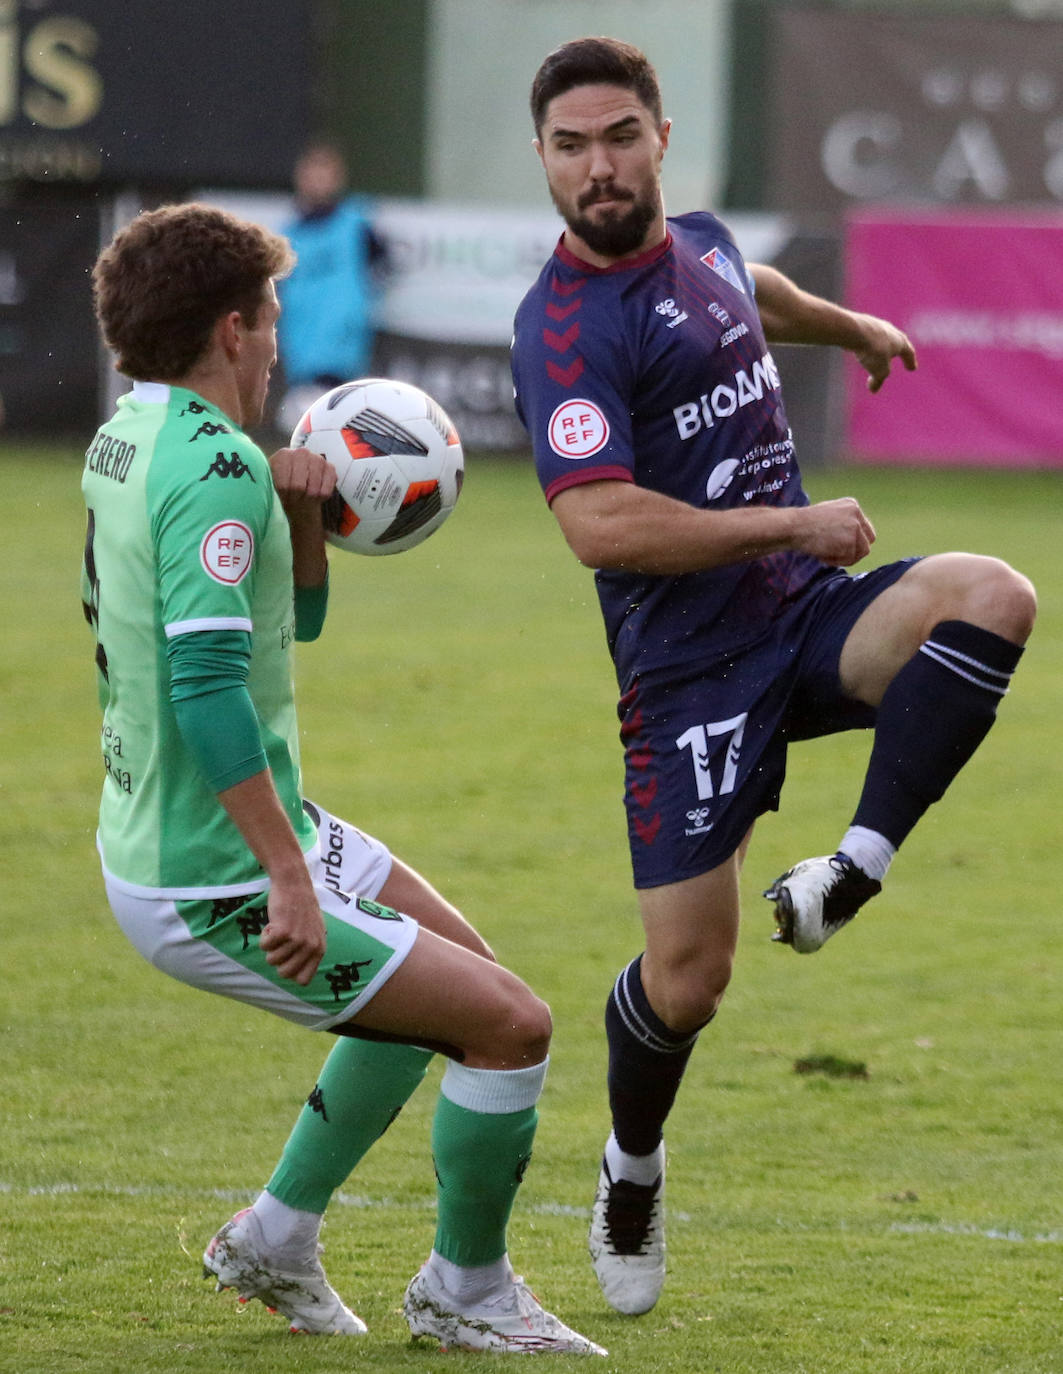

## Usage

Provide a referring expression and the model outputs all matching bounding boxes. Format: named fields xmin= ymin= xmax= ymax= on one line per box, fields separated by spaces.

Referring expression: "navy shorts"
xmin=619 ymin=559 xmax=919 ymax=889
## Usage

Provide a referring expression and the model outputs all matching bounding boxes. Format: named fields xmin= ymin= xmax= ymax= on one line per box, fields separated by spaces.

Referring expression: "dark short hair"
xmin=92 ymin=202 xmax=295 ymax=381
xmin=530 ymin=37 xmax=663 ymax=138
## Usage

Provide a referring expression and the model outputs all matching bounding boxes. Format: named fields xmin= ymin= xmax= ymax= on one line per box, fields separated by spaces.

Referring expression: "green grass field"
xmin=1 ymin=444 xmax=1060 ymax=1373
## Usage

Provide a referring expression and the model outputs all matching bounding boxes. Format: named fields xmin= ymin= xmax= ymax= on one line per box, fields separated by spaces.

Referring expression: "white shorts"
xmin=104 ymin=800 xmax=418 ymax=1031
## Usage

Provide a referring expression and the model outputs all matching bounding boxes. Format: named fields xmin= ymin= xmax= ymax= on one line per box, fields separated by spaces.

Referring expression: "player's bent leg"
xmin=350 ymin=930 xmax=605 ymax=1354
xmin=344 ymin=924 xmax=550 ymax=1068
xmin=767 ymin=554 xmax=1035 ymax=954
xmin=838 ymin=552 xmax=1035 ymax=709
xmin=591 ymin=860 xmax=742 ymax=1315
xmin=638 ymin=860 xmax=742 ymax=1033
xmin=403 ymin=1261 xmax=607 ymax=1355
xmin=377 ymin=855 xmax=495 ymax=961
xmin=203 ymin=1206 xmax=367 ymax=1335
xmin=764 ymin=852 xmax=881 ymax=952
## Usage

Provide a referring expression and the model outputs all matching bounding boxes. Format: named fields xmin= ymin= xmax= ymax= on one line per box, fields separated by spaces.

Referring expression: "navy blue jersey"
xmin=512 ymin=211 xmax=828 ymax=685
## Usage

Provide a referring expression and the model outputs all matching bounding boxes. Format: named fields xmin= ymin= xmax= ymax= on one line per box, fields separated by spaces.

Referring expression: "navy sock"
xmin=852 ymin=620 xmax=1024 ymax=848
xmin=605 ymin=955 xmax=705 ymax=1157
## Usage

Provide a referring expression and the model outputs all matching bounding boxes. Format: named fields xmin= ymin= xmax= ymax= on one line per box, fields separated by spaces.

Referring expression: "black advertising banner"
xmin=0 ymin=191 xmax=99 ymax=430
xmin=767 ymin=10 xmax=1063 ymax=214
xmin=0 ymin=1 xmax=311 ymax=189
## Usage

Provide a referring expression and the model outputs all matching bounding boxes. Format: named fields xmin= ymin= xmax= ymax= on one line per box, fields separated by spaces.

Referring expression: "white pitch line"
xmin=1 ymin=1181 xmax=1055 ymax=1241
xmin=889 ymin=1220 xmax=1063 ymax=1244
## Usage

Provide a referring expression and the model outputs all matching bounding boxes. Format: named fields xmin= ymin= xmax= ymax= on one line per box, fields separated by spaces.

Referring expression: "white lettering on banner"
xmin=821 ymin=112 xmax=904 ymax=198
xmin=933 ymin=119 xmax=1010 ymax=199
xmin=673 ymin=354 xmax=781 ymax=439
xmin=822 ymin=111 xmax=1032 ymax=204
xmin=1044 ymin=117 xmax=1063 ymax=197
xmin=907 ymin=309 xmax=1063 ymax=357
xmin=371 ymin=200 xmax=563 ymax=345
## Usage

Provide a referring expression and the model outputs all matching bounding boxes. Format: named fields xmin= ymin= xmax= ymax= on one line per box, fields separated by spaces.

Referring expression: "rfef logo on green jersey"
xmin=200 ymin=520 xmax=253 ymax=584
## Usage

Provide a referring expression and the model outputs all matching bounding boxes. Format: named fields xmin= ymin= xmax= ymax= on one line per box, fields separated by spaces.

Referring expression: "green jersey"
xmin=81 ymin=381 xmax=316 ymax=898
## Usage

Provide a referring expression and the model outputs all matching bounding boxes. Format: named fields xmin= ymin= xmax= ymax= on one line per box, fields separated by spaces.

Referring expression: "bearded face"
xmin=552 ymin=177 xmax=662 ymax=259
xmin=538 ymin=86 xmax=670 ymax=265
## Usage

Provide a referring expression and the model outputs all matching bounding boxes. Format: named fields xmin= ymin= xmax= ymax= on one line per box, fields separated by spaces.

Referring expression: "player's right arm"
xmin=270 ymin=445 xmax=337 ymax=642
xmin=156 ymin=430 xmax=327 ymax=983
xmin=550 ymin=478 xmax=875 ymax=574
xmin=215 ymin=770 xmax=327 ymax=985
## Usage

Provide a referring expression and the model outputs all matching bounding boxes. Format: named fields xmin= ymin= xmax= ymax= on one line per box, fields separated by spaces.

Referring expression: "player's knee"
xmin=937 ymin=554 xmax=1037 ymax=644
xmin=655 ymin=958 xmax=732 ymax=1036
xmin=982 ymin=560 xmax=1037 ymax=643
xmin=490 ymin=987 xmax=553 ymax=1066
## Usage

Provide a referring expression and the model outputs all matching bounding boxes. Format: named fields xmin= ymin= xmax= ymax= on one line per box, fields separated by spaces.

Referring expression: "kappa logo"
xmin=326 ymin=959 xmax=374 ymax=1001
xmin=190 ymin=422 xmax=232 ymax=443
xmin=700 ymin=247 xmax=747 ymax=294
xmin=205 ymin=894 xmax=255 ymax=928
xmin=200 ymin=451 xmax=255 ymax=482
xmin=236 ymin=904 xmax=270 ymax=950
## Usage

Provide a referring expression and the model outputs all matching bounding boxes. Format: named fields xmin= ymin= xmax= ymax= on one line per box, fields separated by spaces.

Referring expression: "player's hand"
xmin=269 ymin=446 xmax=337 ymax=515
xmin=259 ymin=874 xmax=328 ymax=985
xmin=851 ymin=313 xmax=918 ymax=394
xmin=792 ymin=497 xmax=876 ymax=567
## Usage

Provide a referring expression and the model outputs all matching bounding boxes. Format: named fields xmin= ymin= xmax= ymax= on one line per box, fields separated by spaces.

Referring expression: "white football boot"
xmin=588 ymin=1155 xmax=665 ymax=1315
xmin=203 ymin=1207 xmax=366 ymax=1335
xmin=403 ymin=1262 xmax=606 ymax=1355
xmin=764 ymin=852 xmax=882 ymax=953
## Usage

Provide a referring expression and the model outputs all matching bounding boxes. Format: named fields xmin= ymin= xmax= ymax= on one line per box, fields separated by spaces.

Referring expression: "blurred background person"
xmin=275 ymin=139 xmax=387 ymax=434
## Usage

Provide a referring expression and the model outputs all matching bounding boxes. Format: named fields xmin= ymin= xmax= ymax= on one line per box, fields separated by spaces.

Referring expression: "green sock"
xmin=266 ymin=1038 xmax=433 ymax=1213
xmin=430 ymin=1061 xmax=546 ymax=1267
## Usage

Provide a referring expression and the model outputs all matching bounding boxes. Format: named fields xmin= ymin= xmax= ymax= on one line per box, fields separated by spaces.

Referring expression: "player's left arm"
xmin=270 ymin=445 xmax=336 ymax=640
xmin=749 ymin=262 xmax=917 ymax=394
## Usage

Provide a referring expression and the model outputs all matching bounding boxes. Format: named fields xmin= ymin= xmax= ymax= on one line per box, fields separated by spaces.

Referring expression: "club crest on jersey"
xmin=700 ymin=247 xmax=747 ymax=294
xmin=548 ymin=398 xmax=609 ymax=459
xmin=200 ymin=520 xmax=253 ymax=585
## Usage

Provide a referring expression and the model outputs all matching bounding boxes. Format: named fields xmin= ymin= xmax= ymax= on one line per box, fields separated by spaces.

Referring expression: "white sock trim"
xmin=839 ymin=826 xmax=896 ymax=883
xmin=426 ymin=1250 xmax=513 ymax=1303
xmin=440 ymin=1057 xmax=548 ymax=1115
xmin=604 ymin=1131 xmax=664 ymax=1187
xmin=253 ymin=1190 xmax=322 ymax=1252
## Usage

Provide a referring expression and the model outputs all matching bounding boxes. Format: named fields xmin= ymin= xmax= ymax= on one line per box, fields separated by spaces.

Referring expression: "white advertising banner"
xmin=371 ymin=199 xmax=563 ymax=345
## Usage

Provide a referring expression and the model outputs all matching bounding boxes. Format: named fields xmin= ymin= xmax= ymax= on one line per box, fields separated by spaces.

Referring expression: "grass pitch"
xmin=1 ymin=444 xmax=1060 ymax=1372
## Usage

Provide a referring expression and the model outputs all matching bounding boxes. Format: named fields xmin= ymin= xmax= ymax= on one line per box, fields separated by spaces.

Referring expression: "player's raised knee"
xmin=969 ymin=556 xmax=1037 ymax=643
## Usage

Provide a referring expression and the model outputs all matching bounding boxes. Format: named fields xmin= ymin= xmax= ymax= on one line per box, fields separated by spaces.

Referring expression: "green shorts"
xmin=103 ymin=800 xmax=418 ymax=1030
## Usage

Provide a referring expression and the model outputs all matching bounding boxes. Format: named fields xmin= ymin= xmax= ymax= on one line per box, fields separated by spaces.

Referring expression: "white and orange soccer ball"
xmin=290 ymin=378 xmax=464 ymax=555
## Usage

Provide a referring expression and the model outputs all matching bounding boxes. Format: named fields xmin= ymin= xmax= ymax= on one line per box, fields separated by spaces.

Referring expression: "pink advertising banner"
xmin=844 ymin=211 xmax=1063 ymax=466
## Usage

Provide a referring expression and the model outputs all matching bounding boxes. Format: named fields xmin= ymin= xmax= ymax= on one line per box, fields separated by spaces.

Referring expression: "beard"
xmin=553 ymin=180 xmax=661 ymax=259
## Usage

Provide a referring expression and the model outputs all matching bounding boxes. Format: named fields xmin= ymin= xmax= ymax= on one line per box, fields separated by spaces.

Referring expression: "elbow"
xmin=564 ymin=527 xmax=622 ymax=571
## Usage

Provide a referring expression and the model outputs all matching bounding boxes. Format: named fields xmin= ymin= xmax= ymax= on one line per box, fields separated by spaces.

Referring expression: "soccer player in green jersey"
xmin=82 ymin=202 xmax=605 ymax=1356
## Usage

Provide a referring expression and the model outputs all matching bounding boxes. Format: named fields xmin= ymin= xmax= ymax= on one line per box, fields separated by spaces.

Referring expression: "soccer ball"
xmin=290 ymin=378 xmax=464 ymax=555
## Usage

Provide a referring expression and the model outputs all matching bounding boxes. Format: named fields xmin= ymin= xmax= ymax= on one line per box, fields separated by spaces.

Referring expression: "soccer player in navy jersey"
xmin=510 ymin=37 xmax=1036 ymax=1317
